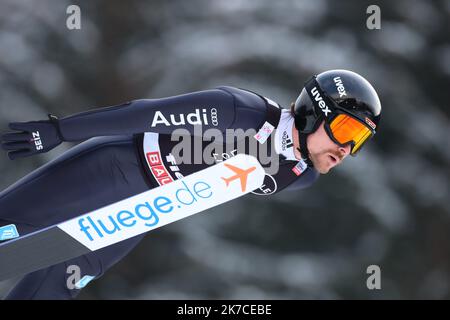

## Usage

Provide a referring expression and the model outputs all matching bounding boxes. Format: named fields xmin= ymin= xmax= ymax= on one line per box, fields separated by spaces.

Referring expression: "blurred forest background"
xmin=0 ymin=0 xmax=449 ymax=299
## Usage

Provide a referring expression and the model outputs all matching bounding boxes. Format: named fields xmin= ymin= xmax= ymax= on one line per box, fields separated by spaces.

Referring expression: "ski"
xmin=0 ymin=154 xmax=265 ymax=281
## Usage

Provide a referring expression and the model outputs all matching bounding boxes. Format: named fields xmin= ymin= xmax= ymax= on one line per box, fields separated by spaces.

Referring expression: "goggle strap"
xmin=304 ymin=76 xmax=338 ymax=120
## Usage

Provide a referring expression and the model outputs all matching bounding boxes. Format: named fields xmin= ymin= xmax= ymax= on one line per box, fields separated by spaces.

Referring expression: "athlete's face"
xmin=293 ymin=121 xmax=351 ymax=174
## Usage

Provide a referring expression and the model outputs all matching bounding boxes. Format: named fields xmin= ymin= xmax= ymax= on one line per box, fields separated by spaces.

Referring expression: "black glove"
xmin=1 ymin=114 xmax=64 ymax=160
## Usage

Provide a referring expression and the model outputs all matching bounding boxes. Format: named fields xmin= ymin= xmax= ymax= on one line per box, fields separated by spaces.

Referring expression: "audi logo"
xmin=210 ymin=108 xmax=219 ymax=126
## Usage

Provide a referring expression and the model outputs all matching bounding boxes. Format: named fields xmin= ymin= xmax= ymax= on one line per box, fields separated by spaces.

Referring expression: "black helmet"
xmin=293 ymin=69 xmax=382 ymax=165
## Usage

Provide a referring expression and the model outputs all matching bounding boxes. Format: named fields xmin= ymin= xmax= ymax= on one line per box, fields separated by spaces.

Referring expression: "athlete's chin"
xmin=311 ymin=157 xmax=333 ymax=174
xmin=316 ymin=166 xmax=331 ymax=174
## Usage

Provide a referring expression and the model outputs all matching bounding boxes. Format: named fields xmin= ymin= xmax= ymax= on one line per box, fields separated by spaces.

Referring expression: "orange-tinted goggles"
xmin=327 ymin=114 xmax=374 ymax=155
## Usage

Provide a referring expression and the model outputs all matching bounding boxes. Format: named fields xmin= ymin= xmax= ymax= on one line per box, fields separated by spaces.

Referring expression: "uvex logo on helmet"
xmin=333 ymin=76 xmax=347 ymax=97
xmin=310 ymin=87 xmax=332 ymax=117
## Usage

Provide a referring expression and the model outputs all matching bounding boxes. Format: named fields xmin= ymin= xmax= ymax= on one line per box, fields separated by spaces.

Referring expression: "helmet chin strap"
xmin=297 ymin=132 xmax=314 ymax=168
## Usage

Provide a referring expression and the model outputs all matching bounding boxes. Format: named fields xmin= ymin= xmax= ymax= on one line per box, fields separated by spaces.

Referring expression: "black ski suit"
xmin=0 ymin=86 xmax=318 ymax=299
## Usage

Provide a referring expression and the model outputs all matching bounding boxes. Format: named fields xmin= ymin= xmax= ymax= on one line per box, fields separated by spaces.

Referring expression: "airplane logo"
xmin=221 ymin=164 xmax=256 ymax=192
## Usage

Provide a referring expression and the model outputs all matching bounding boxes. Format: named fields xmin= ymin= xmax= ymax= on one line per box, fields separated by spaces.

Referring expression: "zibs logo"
xmin=310 ymin=87 xmax=331 ymax=117
xmin=151 ymin=109 xmax=212 ymax=127
xmin=31 ymin=131 xmax=43 ymax=150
